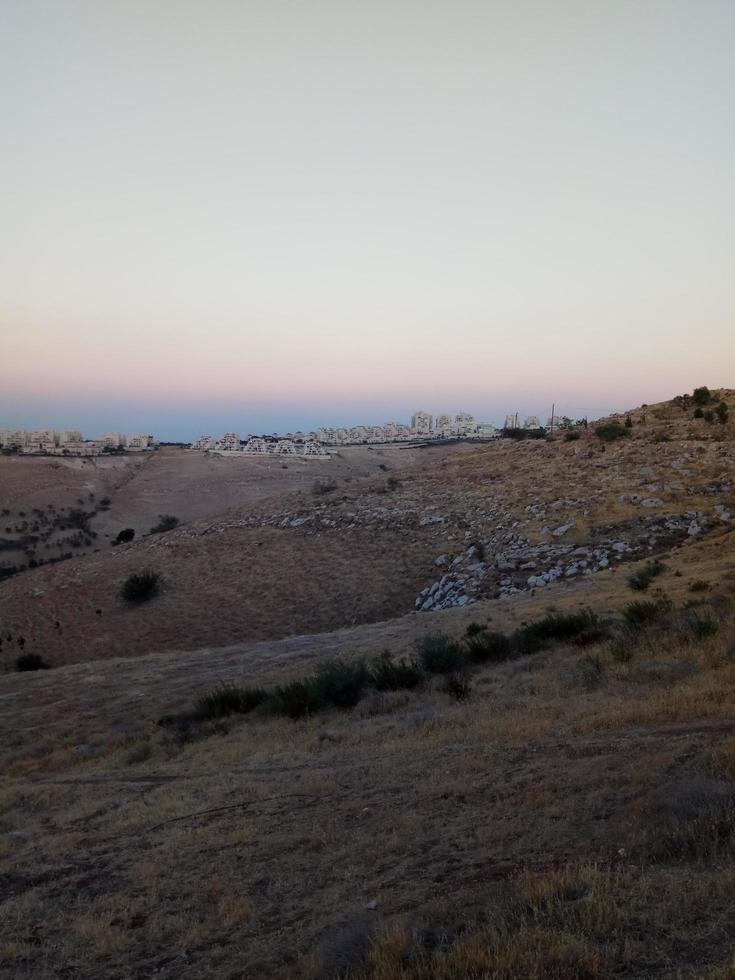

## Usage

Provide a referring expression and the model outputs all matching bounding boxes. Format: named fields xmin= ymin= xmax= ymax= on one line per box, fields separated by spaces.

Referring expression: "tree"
xmin=693 ymin=407 xmax=704 ymax=419
xmin=715 ymin=402 xmax=729 ymax=424
xmin=693 ymin=386 xmax=712 ymax=406
xmin=116 ymin=528 xmax=135 ymax=543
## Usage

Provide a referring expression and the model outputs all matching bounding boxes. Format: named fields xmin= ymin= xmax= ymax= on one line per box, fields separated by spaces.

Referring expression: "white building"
xmin=0 ymin=429 xmax=25 ymax=449
xmin=523 ymin=416 xmax=541 ymax=429
xmin=190 ymin=435 xmax=216 ymax=450
xmin=546 ymin=415 xmax=573 ymax=429
xmin=435 ymin=414 xmax=453 ymax=438
xmin=125 ymin=433 xmax=153 ymax=450
xmin=475 ymin=422 xmax=500 ymax=438
xmin=454 ymin=412 xmax=477 ymax=437
xmin=60 ymin=430 xmax=83 ymax=444
xmin=411 ymin=411 xmax=433 ymax=437
xmin=504 ymin=414 xmax=518 ymax=429
xmin=101 ymin=432 xmax=123 ymax=448
xmin=214 ymin=432 xmax=240 ymax=452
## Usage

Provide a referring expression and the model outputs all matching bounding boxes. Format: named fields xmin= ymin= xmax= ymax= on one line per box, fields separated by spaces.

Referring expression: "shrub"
xmin=121 ymin=570 xmax=160 ymax=603
xmin=416 ymin=634 xmax=464 ymax=674
xmin=465 ymin=630 xmax=514 ymax=663
xmin=444 ymin=672 xmax=471 ymax=701
xmin=116 ymin=528 xmax=135 ymax=543
xmin=594 ymin=422 xmax=629 ymax=442
xmin=693 ymin=407 xmax=704 ymax=419
xmin=682 ymin=611 xmax=719 ymax=640
xmin=311 ymin=657 xmax=371 ymax=709
xmin=716 ymin=402 xmax=729 ymax=424
xmin=513 ymin=610 xmax=603 ymax=655
xmin=15 ymin=653 xmax=50 ymax=671
xmin=150 ymin=514 xmax=179 ymax=534
xmin=266 ymin=680 xmax=321 ymax=719
xmin=622 ymin=598 xmax=672 ymax=627
xmin=465 ymin=621 xmax=487 ymax=638
xmin=693 ymin=386 xmax=712 ymax=405
xmin=312 ymin=479 xmax=337 ymax=495
xmin=386 ymin=476 xmax=400 ymax=491
xmin=704 ymin=410 xmax=715 ymax=423
xmin=625 ymin=416 xmax=633 ymax=428
xmin=689 ymin=580 xmax=709 ymax=593
xmin=564 ymin=431 xmax=580 ymax=441
xmin=370 ymin=652 xmax=423 ymax=691
xmin=627 ymin=559 xmax=666 ymax=592
xmin=196 ymin=684 xmax=268 ymax=720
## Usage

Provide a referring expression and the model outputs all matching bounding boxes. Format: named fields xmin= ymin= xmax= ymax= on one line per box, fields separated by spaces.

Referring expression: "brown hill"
xmin=1 ymin=390 xmax=733 ymax=669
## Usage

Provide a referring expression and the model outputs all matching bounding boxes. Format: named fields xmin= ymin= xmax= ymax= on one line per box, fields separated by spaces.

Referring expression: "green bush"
xmin=416 ymin=634 xmax=464 ymax=674
xmin=266 ymin=680 xmax=321 ymax=719
xmin=311 ymin=657 xmax=371 ymax=708
xmin=116 ymin=528 xmax=135 ymax=543
xmin=150 ymin=514 xmax=179 ymax=534
xmin=716 ymin=402 xmax=729 ymax=425
xmin=443 ymin=672 xmax=471 ymax=701
xmin=627 ymin=559 xmax=666 ymax=592
xmin=682 ymin=611 xmax=719 ymax=640
xmin=196 ymin=684 xmax=268 ymax=720
xmin=513 ymin=610 xmax=603 ymax=655
xmin=693 ymin=407 xmax=704 ymax=419
xmin=693 ymin=386 xmax=712 ymax=405
xmin=370 ymin=652 xmax=423 ymax=691
xmin=622 ymin=598 xmax=672 ymax=627
xmin=564 ymin=431 xmax=581 ymax=441
xmin=594 ymin=422 xmax=629 ymax=442
xmin=15 ymin=653 xmax=50 ymax=672
xmin=464 ymin=630 xmax=514 ymax=663
xmin=464 ymin=622 xmax=487 ymax=638
xmin=704 ymin=410 xmax=715 ymax=423
xmin=121 ymin=570 xmax=160 ymax=603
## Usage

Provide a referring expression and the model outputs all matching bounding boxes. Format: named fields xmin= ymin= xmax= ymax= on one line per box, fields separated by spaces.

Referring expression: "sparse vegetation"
xmin=594 ymin=421 xmax=629 ymax=442
xmin=150 ymin=514 xmax=179 ymax=533
xmin=312 ymin=479 xmax=337 ymax=495
xmin=311 ymin=657 xmax=371 ymax=709
xmin=622 ymin=597 xmax=672 ymax=627
xmin=416 ymin=634 xmax=464 ymax=674
xmin=15 ymin=652 xmax=50 ymax=671
xmin=370 ymin=652 xmax=423 ymax=691
xmin=120 ymin=570 xmax=160 ymax=603
xmin=692 ymin=385 xmax=712 ymax=405
xmin=196 ymin=683 xmax=268 ymax=720
xmin=627 ymin=558 xmax=666 ymax=592
xmin=115 ymin=528 xmax=135 ymax=544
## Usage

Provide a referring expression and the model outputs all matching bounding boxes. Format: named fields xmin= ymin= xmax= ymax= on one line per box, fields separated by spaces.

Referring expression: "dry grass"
xmin=1 ymin=392 xmax=735 ymax=978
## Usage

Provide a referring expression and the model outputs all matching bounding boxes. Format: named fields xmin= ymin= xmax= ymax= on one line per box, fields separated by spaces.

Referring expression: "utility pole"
xmin=550 ymin=402 xmax=555 ymax=435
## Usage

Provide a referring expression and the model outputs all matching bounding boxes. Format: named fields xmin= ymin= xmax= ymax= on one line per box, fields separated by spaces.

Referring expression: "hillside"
xmin=0 ymin=390 xmax=733 ymax=669
xmin=2 ymin=387 xmax=735 ymax=979
xmin=1 ymin=522 xmax=735 ymax=978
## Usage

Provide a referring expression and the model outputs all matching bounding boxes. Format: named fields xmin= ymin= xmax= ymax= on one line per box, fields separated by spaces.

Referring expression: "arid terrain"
xmin=2 ymin=389 xmax=735 ymax=978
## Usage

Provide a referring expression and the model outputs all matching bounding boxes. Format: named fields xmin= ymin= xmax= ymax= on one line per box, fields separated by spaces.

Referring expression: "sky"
xmin=1 ymin=0 xmax=733 ymax=441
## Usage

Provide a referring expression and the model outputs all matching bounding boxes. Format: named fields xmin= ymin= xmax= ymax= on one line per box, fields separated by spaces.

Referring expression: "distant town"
xmin=0 ymin=429 xmax=154 ymax=456
xmin=1 ymin=411 xmax=579 ymax=459
xmin=190 ymin=410 xmax=578 ymax=457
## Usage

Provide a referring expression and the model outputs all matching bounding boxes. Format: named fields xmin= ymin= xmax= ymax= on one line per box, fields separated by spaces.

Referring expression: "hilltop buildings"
xmin=0 ymin=429 xmax=155 ymax=455
xmin=190 ymin=433 xmax=330 ymax=457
